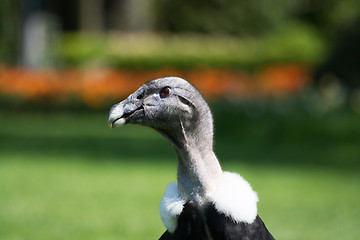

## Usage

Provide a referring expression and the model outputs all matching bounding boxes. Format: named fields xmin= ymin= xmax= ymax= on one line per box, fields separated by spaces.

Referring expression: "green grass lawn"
xmin=0 ymin=108 xmax=359 ymax=240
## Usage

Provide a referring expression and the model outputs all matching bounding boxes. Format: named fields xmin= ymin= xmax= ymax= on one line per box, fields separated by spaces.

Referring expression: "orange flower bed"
xmin=0 ymin=63 xmax=311 ymax=108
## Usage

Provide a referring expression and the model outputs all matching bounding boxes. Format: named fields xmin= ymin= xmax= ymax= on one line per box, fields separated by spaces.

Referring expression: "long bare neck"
xmin=176 ymin=144 xmax=222 ymax=204
xmin=162 ymin=117 xmax=223 ymax=205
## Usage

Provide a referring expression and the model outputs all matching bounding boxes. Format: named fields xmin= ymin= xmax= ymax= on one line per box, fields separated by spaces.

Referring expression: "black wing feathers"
xmin=204 ymin=203 xmax=275 ymax=240
xmin=159 ymin=201 xmax=208 ymax=240
xmin=159 ymin=202 xmax=275 ymax=240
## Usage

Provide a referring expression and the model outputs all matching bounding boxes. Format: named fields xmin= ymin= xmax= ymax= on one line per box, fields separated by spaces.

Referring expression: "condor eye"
xmin=160 ymin=87 xmax=171 ymax=98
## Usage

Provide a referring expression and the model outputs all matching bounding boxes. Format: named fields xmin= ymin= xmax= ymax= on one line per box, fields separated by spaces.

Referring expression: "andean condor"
xmin=108 ymin=77 xmax=275 ymax=240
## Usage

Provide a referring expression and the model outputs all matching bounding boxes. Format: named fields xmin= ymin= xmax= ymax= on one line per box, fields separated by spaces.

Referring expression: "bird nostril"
xmin=137 ymin=92 xmax=144 ymax=100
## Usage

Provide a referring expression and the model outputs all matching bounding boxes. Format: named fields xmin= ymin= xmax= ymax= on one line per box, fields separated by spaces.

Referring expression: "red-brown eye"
xmin=160 ymin=87 xmax=170 ymax=97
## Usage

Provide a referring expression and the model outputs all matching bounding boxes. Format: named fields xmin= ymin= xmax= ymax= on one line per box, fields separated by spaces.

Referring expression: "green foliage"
xmin=0 ymin=109 xmax=359 ymax=240
xmin=59 ymin=34 xmax=108 ymax=66
xmin=59 ymin=22 xmax=326 ymax=69
xmin=156 ymin=0 xmax=294 ymax=36
xmin=155 ymin=0 xmax=360 ymax=39
xmin=292 ymin=0 xmax=360 ymax=35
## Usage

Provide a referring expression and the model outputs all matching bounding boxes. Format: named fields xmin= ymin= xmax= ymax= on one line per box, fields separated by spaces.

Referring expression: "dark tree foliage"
xmin=315 ymin=18 xmax=360 ymax=91
xmin=0 ymin=0 xmax=21 ymax=64
xmin=155 ymin=0 xmax=293 ymax=36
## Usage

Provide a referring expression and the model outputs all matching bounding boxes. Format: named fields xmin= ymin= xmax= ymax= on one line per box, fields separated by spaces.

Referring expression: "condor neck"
xmin=176 ymin=146 xmax=222 ymax=204
xmin=161 ymin=122 xmax=223 ymax=204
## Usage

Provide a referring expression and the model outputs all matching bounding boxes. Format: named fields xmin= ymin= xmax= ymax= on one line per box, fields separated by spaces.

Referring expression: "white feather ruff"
xmin=159 ymin=171 xmax=259 ymax=232
xmin=159 ymin=182 xmax=186 ymax=233
xmin=207 ymin=171 xmax=259 ymax=224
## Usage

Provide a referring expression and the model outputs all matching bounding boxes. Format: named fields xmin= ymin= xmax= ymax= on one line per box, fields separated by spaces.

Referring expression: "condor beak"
xmin=107 ymin=102 xmax=126 ymax=128
xmin=107 ymin=94 xmax=144 ymax=128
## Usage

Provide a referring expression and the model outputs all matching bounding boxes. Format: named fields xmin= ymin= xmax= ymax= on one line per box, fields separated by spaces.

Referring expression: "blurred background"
xmin=0 ymin=0 xmax=359 ymax=240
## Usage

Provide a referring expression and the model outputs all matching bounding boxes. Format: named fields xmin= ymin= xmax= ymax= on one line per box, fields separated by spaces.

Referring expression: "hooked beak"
xmin=107 ymin=97 xmax=144 ymax=128
xmin=107 ymin=102 xmax=126 ymax=128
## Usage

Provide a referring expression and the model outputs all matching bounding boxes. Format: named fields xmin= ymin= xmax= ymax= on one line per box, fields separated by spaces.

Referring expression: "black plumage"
xmin=205 ymin=205 xmax=275 ymax=240
xmin=159 ymin=202 xmax=275 ymax=240
xmin=159 ymin=202 xmax=208 ymax=240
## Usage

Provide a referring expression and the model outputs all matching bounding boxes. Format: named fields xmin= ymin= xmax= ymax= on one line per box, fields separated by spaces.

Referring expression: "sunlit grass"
xmin=1 ymin=157 xmax=359 ymax=240
xmin=0 ymin=157 xmax=171 ymax=240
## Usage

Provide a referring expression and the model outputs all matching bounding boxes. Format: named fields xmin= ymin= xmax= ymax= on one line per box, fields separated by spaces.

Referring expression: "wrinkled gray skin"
xmin=108 ymin=76 xmax=223 ymax=205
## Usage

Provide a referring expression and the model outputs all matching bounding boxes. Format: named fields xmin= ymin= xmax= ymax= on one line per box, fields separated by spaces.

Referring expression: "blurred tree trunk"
xmin=105 ymin=0 xmax=154 ymax=32
xmin=21 ymin=12 xmax=60 ymax=68
xmin=122 ymin=0 xmax=154 ymax=31
xmin=78 ymin=0 xmax=155 ymax=32
xmin=0 ymin=0 xmax=21 ymax=64
xmin=79 ymin=0 xmax=104 ymax=32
